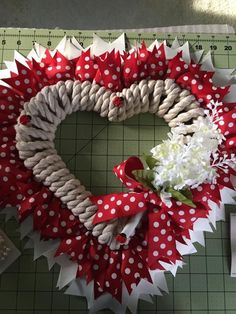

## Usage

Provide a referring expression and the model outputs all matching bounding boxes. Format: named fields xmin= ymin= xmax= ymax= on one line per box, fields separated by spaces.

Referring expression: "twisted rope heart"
xmin=15 ymin=78 xmax=204 ymax=247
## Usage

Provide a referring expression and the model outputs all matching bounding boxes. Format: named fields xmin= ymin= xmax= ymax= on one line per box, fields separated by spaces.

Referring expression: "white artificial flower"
xmin=150 ymin=101 xmax=232 ymax=192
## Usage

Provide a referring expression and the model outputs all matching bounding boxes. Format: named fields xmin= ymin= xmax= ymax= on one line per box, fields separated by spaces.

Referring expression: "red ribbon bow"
xmin=90 ymin=157 xmax=184 ymax=269
xmin=91 ymin=157 xmax=160 ymax=223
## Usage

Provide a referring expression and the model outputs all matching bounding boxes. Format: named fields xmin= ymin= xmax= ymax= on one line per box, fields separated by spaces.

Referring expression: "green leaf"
xmin=132 ymin=169 xmax=155 ymax=190
xmin=166 ymin=187 xmax=196 ymax=208
xmin=143 ymin=154 xmax=157 ymax=169
xmin=180 ymin=189 xmax=193 ymax=201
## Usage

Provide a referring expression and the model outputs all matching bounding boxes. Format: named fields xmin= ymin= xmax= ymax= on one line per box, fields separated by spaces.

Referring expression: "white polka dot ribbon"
xmin=90 ymin=156 xmax=226 ymax=268
xmin=91 ymin=157 xmax=160 ymax=225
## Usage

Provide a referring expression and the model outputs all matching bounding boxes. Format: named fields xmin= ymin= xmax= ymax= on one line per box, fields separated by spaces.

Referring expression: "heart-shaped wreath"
xmin=0 ymin=34 xmax=235 ymax=313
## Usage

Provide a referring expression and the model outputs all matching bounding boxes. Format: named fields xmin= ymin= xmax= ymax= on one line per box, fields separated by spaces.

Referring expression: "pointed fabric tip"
xmin=54 ymin=36 xmax=81 ymax=60
xmin=171 ymin=37 xmax=180 ymax=49
xmin=71 ymin=36 xmax=85 ymax=51
xmin=33 ymin=42 xmax=48 ymax=60
xmin=75 ymin=49 xmax=98 ymax=82
xmin=14 ymin=50 xmax=29 ymax=68
xmin=92 ymin=33 xmax=126 ymax=56
xmin=177 ymin=41 xmax=191 ymax=64
xmin=148 ymin=39 xmax=160 ymax=51
xmin=4 ymin=60 xmax=17 ymax=73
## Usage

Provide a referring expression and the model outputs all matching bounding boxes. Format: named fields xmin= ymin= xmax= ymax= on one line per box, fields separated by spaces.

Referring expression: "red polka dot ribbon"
xmin=216 ymin=106 xmax=236 ymax=152
xmin=91 ymin=157 xmax=159 ymax=224
xmin=90 ymin=157 xmax=214 ymax=269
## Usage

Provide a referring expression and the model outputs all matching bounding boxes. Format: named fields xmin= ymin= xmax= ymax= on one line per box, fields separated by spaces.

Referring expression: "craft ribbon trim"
xmin=90 ymin=156 xmax=217 ymax=269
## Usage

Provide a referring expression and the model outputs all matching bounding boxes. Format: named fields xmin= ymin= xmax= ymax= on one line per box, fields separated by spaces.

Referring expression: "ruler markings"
xmin=0 ymin=30 xmax=235 ymax=72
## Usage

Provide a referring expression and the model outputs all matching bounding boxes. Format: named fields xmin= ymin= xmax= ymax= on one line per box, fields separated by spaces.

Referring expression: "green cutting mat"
xmin=0 ymin=28 xmax=236 ymax=314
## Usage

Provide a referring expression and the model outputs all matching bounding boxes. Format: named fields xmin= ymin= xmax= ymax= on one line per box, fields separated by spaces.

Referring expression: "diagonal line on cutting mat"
xmin=65 ymin=122 xmax=110 ymax=166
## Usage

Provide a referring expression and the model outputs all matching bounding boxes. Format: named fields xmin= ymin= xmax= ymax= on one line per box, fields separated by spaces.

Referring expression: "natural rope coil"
xmin=15 ymin=79 xmax=204 ymax=248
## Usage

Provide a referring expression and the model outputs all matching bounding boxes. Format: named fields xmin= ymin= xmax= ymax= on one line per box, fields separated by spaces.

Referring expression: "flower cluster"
xmin=150 ymin=102 xmax=234 ymax=191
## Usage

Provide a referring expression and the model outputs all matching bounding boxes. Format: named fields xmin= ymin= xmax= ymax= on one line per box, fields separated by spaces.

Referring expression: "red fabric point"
xmin=113 ymin=96 xmax=123 ymax=107
xmin=19 ymin=114 xmax=31 ymax=125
